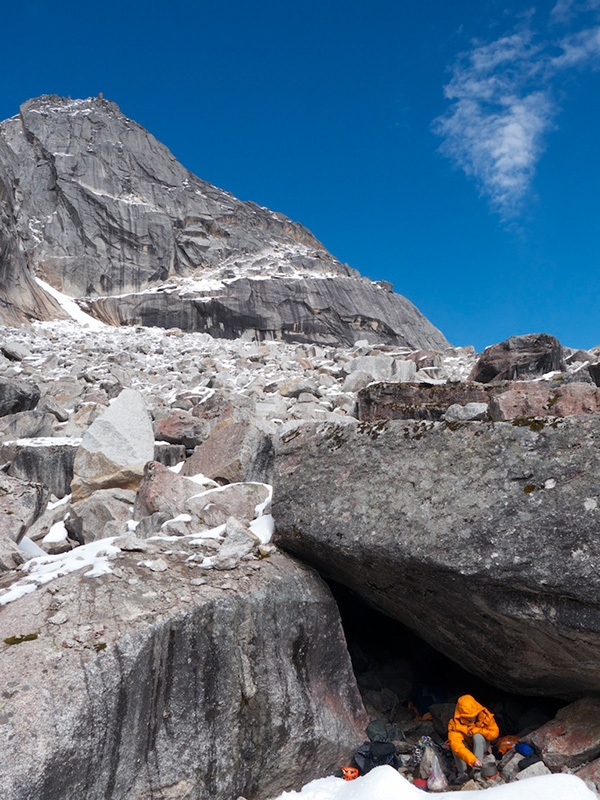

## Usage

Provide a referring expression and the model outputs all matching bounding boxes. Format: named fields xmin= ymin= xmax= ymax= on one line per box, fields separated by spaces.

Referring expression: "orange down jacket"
xmin=447 ymin=695 xmax=499 ymax=768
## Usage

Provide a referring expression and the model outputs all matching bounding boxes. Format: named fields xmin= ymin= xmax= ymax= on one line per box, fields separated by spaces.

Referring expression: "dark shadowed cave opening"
xmin=326 ymin=580 xmax=564 ymax=742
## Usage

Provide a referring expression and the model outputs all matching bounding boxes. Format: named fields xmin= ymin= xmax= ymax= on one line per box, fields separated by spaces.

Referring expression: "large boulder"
xmin=525 ymin=698 xmax=600 ymax=772
xmin=182 ymin=420 xmax=274 ymax=484
xmin=71 ymin=389 xmax=155 ymax=502
xmin=0 ymin=548 xmax=366 ymax=800
xmin=469 ymin=334 xmax=566 ymax=383
xmin=272 ymin=417 xmax=600 ymax=698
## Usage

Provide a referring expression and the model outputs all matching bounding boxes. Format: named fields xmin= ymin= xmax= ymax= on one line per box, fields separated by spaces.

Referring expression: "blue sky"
xmin=2 ymin=0 xmax=600 ymax=351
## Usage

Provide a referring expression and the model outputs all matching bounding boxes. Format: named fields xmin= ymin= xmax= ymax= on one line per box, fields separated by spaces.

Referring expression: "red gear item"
xmin=341 ymin=767 xmax=359 ymax=781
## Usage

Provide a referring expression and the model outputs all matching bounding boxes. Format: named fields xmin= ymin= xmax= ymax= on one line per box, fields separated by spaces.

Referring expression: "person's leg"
xmin=453 ymin=753 xmax=468 ymax=773
xmin=473 ymin=734 xmax=486 ymax=763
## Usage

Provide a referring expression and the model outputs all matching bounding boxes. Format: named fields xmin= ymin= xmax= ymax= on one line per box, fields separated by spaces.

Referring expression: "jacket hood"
xmin=454 ymin=695 xmax=484 ymax=719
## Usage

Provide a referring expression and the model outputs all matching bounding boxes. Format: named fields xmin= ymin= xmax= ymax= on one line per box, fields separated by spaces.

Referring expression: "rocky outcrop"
xmin=0 ymin=95 xmax=449 ymax=349
xmin=84 ymin=276 xmax=450 ymax=349
xmin=0 ymin=550 xmax=366 ymax=800
xmin=468 ymin=334 xmax=566 ymax=383
xmin=357 ymin=378 xmax=600 ymax=423
xmin=272 ymin=416 xmax=600 ymax=698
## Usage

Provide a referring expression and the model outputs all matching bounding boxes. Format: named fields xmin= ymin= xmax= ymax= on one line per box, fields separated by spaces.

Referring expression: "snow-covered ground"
xmin=274 ymin=766 xmax=596 ymax=800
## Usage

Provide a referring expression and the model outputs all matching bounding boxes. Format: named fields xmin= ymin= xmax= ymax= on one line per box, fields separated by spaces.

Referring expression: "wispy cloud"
xmin=551 ymin=0 xmax=600 ymax=24
xmin=551 ymin=24 xmax=600 ymax=67
xmin=434 ymin=10 xmax=600 ymax=220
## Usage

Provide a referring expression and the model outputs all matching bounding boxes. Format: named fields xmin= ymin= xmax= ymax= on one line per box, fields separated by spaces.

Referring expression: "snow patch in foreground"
xmin=0 ymin=538 xmax=120 ymax=606
xmin=273 ymin=766 xmax=596 ymax=800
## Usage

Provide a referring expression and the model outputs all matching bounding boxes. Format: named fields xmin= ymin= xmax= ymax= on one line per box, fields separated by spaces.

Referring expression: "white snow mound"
xmin=273 ymin=766 xmax=597 ymax=800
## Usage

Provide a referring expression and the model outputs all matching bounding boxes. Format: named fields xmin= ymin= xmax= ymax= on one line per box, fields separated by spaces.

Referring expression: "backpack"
xmin=353 ymin=740 xmax=399 ymax=774
xmin=353 ymin=720 xmax=400 ymax=774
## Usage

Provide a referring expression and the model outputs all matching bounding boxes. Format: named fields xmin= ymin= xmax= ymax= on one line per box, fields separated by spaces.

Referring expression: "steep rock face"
xmin=272 ymin=417 xmax=600 ymax=698
xmin=0 ymin=552 xmax=366 ymax=800
xmin=85 ymin=275 xmax=449 ymax=349
xmin=0 ymin=95 xmax=449 ymax=349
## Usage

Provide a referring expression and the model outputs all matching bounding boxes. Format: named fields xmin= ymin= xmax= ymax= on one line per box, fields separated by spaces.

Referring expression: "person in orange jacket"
xmin=447 ymin=695 xmax=499 ymax=781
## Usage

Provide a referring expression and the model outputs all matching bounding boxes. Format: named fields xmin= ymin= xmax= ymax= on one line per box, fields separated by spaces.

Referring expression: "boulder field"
xmin=1 ymin=317 xmax=600 ymax=795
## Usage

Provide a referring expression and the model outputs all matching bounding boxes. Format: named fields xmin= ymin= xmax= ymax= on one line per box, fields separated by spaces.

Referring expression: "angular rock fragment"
xmin=134 ymin=460 xmax=211 ymax=519
xmin=66 ymin=488 xmax=136 ymax=543
xmin=153 ymin=410 xmax=209 ymax=448
xmin=182 ymin=420 xmax=274 ymax=484
xmin=525 ymin=698 xmax=600 ymax=772
xmin=71 ymin=389 xmax=154 ymax=501
xmin=0 ymin=377 xmax=40 ymax=417
xmin=186 ymin=482 xmax=271 ymax=528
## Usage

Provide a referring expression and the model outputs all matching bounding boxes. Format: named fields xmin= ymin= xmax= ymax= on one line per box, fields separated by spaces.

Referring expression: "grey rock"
xmin=0 ymin=550 xmax=366 ymax=800
xmin=153 ymin=442 xmax=187 ymax=467
xmin=0 ymin=377 xmax=40 ymax=417
xmin=66 ymin=488 xmax=136 ymax=544
xmin=342 ymin=370 xmax=373 ymax=393
xmin=0 ymin=95 xmax=449 ymax=350
xmin=213 ymin=517 xmax=259 ymax=570
xmin=1 ymin=342 xmax=31 ymax=361
xmin=499 ymin=751 xmax=525 ymax=782
xmin=0 ymin=472 xmax=48 ymax=543
xmin=514 ymin=761 xmax=551 ymax=780
xmin=0 ymin=410 xmax=55 ymax=440
xmin=134 ymin=511 xmax=172 ymax=539
xmin=443 ymin=402 xmax=489 ymax=422
xmin=278 ymin=378 xmax=321 ymax=399
xmin=393 ymin=359 xmax=417 ymax=382
xmin=71 ymin=388 xmax=154 ymax=501
xmin=0 ymin=534 xmax=25 ymax=572
xmin=87 ymin=276 xmax=451 ymax=349
xmin=2 ymin=439 xmax=78 ymax=498
xmin=186 ymin=482 xmax=271 ymax=529
xmin=343 ymin=355 xmax=394 ymax=381
xmin=272 ymin=416 xmax=600 ymax=697
xmin=37 ymin=396 xmax=70 ymax=422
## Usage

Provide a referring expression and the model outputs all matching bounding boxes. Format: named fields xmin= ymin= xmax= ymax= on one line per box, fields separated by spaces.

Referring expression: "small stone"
xmin=48 ymin=611 xmax=69 ymax=625
xmin=190 ymin=578 xmax=206 ymax=586
xmin=139 ymin=558 xmax=168 ymax=572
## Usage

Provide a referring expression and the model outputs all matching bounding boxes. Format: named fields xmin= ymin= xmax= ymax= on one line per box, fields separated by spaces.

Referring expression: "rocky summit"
xmin=0 ymin=95 xmax=448 ymax=349
xmin=1 ymin=96 xmax=600 ymax=799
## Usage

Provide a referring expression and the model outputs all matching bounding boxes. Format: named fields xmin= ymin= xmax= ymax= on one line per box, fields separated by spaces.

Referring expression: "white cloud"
xmin=551 ymin=25 xmax=600 ymax=67
xmin=434 ymin=31 xmax=554 ymax=218
xmin=551 ymin=0 xmax=600 ymax=23
xmin=434 ymin=15 xmax=600 ymax=220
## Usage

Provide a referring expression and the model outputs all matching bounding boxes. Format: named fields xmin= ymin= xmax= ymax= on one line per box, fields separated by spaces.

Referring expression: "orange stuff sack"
xmin=497 ymin=735 xmax=520 ymax=755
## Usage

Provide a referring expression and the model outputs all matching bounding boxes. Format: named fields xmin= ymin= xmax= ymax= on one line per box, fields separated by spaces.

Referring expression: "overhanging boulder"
xmin=272 ymin=416 xmax=600 ymax=698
